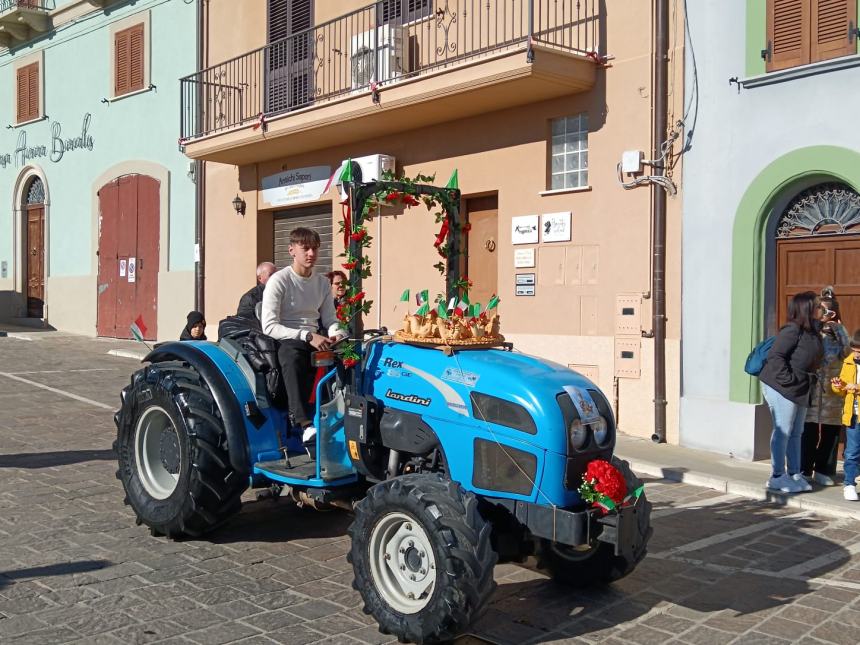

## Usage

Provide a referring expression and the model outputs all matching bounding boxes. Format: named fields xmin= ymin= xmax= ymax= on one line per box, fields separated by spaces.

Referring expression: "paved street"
xmin=2 ymin=332 xmax=860 ymax=645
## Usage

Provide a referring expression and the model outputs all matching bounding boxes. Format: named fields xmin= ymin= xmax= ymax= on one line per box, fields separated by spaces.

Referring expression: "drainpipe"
xmin=651 ymin=0 xmax=669 ymax=443
xmin=194 ymin=0 xmax=207 ymax=312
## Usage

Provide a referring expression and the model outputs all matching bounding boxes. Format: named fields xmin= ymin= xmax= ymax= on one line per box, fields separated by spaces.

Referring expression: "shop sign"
xmin=261 ymin=165 xmax=331 ymax=207
xmin=0 ymin=113 xmax=94 ymax=170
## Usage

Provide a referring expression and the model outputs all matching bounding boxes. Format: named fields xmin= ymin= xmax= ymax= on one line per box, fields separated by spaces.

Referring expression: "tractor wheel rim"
xmin=368 ymin=511 xmax=437 ymax=614
xmin=134 ymin=406 xmax=181 ymax=500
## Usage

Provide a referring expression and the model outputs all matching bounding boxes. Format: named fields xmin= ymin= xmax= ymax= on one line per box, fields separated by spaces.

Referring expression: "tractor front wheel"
xmin=348 ymin=474 xmax=497 ymax=643
xmin=114 ymin=361 xmax=246 ymax=538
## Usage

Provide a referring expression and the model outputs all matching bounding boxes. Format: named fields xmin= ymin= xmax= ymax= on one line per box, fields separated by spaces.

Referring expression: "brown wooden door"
xmin=97 ymin=175 xmax=159 ymax=340
xmin=466 ymin=195 xmax=498 ymax=307
xmin=777 ymin=236 xmax=860 ymax=332
xmin=26 ymin=205 xmax=44 ymax=318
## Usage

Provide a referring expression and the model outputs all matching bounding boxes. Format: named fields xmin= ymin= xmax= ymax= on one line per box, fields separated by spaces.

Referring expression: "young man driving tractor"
xmin=261 ymin=227 xmax=346 ymax=450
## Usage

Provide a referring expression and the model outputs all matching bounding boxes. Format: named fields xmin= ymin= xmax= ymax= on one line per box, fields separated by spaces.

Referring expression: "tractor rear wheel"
xmin=536 ymin=457 xmax=650 ymax=586
xmin=348 ymin=474 xmax=497 ymax=644
xmin=114 ymin=361 xmax=246 ymax=538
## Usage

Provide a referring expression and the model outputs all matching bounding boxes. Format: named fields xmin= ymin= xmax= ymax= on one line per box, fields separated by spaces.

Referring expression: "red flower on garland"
xmin=350 ymin=230 xmax=367 ymax=242
xmin=384 ymin=191 xmax=402 ymax=203
xmin=349 ymin=291 xmax=366 ymax=304
xmin=401 ymin=194 xmax=420 ymax=207
xmin=336 ymin=304 xmax=349 ymax=322
xmin=579 ymin=460 xmax=627 ymax=515
xmin=461 ymin=223 xmax=472 ymax=233
xmin=342 ymin=261 xmax=358 ymax=270
xmin=342 ymin=357 xmax=358 ymax=369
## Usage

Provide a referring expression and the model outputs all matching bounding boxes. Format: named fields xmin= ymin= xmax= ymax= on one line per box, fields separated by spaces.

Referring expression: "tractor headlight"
xmin=592 ymin=415 xmax=610 ymax=447
xmin=569 ymin=418 xmax=589 ymax=451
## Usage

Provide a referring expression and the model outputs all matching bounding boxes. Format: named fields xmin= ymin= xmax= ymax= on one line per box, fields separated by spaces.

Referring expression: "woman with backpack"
xmin=801 ymin=287 xmax=849 ymax=487
xmin=759 ymin=291 xmax=824 ymax=493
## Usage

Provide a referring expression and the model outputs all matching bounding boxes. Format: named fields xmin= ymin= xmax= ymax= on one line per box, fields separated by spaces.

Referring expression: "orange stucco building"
xmin=182 ymin=0 xmax=685 ymax=442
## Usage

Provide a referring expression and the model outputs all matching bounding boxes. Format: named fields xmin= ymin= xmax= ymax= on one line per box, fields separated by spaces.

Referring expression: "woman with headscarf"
xmin=180 ymin=311 xmax=207 ymax=341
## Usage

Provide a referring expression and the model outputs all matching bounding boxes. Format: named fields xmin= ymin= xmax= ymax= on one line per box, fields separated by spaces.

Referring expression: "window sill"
xmin=106 ymin=86 xmax=153 ymax=103
xmin=12 ymin=115 xmax=47 ymax=128
xmin=539 ymin=186 xmax=592 ymax=197
xmin=742 ymin=54 xmax=860 ymax=89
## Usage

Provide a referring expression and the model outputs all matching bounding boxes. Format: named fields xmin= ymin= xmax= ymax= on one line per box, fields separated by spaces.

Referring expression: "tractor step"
xmin=256 ymin=452 xmax=316 ymax=481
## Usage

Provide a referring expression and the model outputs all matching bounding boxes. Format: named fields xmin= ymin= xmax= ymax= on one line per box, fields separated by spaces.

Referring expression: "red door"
xmin=97 ymin=175 xmax=159 ymax=339
xmin=26 ymin=205 xmax=45 ymax=318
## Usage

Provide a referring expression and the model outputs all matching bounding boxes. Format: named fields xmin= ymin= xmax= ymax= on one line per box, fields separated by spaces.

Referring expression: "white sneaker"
xmin=844 ymin=486 xmax=859 ymax=501
xmin=814 ymin=472 xmax=836 ymax=487
xmin=766 ymin=474 xmax=796 ymax=493
xmin=791 ymin=474 xmax=813 ymax=492
xmin=302 ymin=425 xmax=317 ymax=444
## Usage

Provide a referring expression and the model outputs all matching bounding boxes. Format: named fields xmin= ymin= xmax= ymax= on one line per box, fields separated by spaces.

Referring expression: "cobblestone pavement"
xmin=2 ymin=332 xmax=860 ymax=645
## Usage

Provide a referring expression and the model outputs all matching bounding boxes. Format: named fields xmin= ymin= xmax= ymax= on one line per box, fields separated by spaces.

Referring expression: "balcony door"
xmin=267 ymin=0 xmax=314 ymax=114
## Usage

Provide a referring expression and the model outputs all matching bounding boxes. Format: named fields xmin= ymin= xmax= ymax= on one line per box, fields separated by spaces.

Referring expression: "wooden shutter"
xmin=115 ymin=24 xmax=145 ymax=96
xmin=16 ymin=62 xmax=39 ymax=123
xmin=812 ymin=0 xmax=857 ymax=63
xmin=766 ymin=0 xmax=811 ymax=71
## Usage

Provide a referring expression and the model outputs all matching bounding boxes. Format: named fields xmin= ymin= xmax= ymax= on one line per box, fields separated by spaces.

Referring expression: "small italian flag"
xmin=399 ymin=289 xmax=410 ymax=302
xmin=486 ymin=295 xmax=500 ymax=312
xmin=416 ymin=302 xmax=430 ymax=316
xmin=454 ymin=293 xmax=470 ymax=316
xmin=416 ymin=289 xmax=429 ymax=307
xmin=436 ymin=302 xmax=449 ymax=319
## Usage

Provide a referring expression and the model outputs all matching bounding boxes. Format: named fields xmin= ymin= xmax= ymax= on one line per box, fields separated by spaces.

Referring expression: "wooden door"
xmin=466 ymin=195 xmax=498 ymax=307
xmin=97 ymin=175 xmax=159 ymax=340
xmin=777 ymin=236 xmax=860 ymax=332
xmin=26 ymin=205 xmax=44 ymax=318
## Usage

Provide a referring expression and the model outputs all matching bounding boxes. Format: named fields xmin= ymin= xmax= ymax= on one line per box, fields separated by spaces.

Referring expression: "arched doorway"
xmin=775 ymin=183 xmax=860 ymax=332
xmin=96 ymin=174 xmax=160 ymax=340
xmin=24 ymin=177 xmax=46 ymax=319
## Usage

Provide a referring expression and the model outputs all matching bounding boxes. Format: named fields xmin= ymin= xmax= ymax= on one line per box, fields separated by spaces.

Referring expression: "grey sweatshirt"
xmin=261 ymin=267 xmax=344 ymax=340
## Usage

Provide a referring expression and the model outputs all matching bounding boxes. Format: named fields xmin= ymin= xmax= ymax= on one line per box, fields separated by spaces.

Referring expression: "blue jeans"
xmin=762 ymin=383 xmax=807 ymax=477
xmin=845 ymin=418 xmax=860 ymax=488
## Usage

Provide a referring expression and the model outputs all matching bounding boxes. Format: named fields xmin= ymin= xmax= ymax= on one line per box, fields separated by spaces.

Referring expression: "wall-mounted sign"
xmin=542 ymin=211 xmax=572 ymax=243
xmin=516 ymin=284 xmax=535 ymax=296
xmin=119 ymin=259 xmax=127 ymax=277
xmin=261 ymin=165 xmax=332 ymax=207
xmin=0 ymin=113 xmax=94 ymax=170
xmin=511 ymin=214 xmax=539 ymax=245
xmin=514 ymin=248 xmax=535 ymax=268
xmin=516 ymin=273 xmax=535 ymax=286
xmin=127 ymin=257 xmax=136 ymax=283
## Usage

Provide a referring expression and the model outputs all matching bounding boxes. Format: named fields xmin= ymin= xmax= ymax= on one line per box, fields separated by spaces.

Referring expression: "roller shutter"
xmin=273 ymin=203 xmax=333 ymax=274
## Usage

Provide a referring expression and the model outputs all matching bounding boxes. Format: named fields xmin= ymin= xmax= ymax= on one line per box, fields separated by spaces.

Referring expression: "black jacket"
xmin=237 ymin=283 xmax=265 ymax=319
xmin=759 ymin=322 xmax=824 ymax=406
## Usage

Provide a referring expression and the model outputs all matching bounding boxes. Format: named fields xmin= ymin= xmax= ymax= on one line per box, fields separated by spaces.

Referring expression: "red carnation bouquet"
xmin=579 ymin=459 xmax=630 ymax=515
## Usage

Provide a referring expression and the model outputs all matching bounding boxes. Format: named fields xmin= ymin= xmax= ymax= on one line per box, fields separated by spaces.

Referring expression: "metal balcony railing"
xmin=180 ymin=0 xmax=599 ymax=143
xmin=0 ymin=1 xmax=53 ymax=11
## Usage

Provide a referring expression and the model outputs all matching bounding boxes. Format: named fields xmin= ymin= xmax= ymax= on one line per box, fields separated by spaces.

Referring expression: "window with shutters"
xmin=15 ymin=62 xmax=41 ymax=124
xmin=114 ymin=24 xmax=146 ymax=97
xmin=765 ymin=0 xmax=858 ymax=72
xmin=377 ymin=0 xmax=433 ymax=24
xmin=267 ymin=0 xmax=314 ymax=113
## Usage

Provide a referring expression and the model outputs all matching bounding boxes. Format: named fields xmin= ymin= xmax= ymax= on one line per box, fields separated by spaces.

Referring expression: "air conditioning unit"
xmin=335 ymin=154 xmax=397 ymax=200
xmin=350 ymin=25 xmax=406 ymax=90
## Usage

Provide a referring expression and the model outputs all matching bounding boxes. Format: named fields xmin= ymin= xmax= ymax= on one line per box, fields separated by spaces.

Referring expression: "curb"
xmin=107 ymin=348 xmax=147 ymax=360
xmin=620 ymin=454 xmax=860 ymax=521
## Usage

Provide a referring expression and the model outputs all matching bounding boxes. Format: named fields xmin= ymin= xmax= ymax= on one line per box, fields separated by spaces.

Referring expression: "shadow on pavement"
xmin=0 ymin=560 xmax=110 ymax=590
xmin=0 ymin=449 xmax=116 ymax=469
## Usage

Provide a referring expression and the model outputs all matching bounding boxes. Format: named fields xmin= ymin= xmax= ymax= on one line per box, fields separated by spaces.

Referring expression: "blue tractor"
xmin=114 ymin=177 xmax=652 ymax=644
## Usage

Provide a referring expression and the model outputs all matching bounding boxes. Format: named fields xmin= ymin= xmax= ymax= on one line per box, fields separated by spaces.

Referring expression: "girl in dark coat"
xmin=759 ymin=291 xmax=824 ymax=493
xmin=180 ymin=311 xmax=207 ymax=341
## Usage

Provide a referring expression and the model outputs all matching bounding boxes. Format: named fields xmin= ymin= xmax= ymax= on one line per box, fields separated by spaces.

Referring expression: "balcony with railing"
xmin=181 ymin=0 xmax=601 ymax=164
xmin=0 ymin=1 xmax=53 ymax=48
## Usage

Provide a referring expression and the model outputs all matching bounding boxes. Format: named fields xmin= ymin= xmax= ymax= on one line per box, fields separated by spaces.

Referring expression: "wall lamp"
xmin=232 ymin=194 xmax=246 ymax=216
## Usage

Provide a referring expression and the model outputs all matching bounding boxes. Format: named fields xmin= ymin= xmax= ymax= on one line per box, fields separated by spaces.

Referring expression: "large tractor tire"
xmin=536 ymin=457 xmax=651 ymax=586
xmin=348 ymin=474 xmax=497 ymax=644
xmin=114 ymin=361 xmax=247 ymax=538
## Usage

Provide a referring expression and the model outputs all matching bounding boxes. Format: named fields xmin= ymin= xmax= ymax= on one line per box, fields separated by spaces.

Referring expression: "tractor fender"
xmin=144 ymin=342 xmax=250 ymax=476
xmin=379 ymin=408 xmax=440 ymax=454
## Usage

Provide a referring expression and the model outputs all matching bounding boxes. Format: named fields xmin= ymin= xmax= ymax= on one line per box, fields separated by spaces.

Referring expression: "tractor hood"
xmin=365 ymin=342 xmax=606 ymax=454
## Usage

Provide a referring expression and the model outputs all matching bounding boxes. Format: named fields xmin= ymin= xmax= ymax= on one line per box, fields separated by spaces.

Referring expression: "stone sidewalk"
xmin=616 ymin=435 xmax=860 ymax=521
